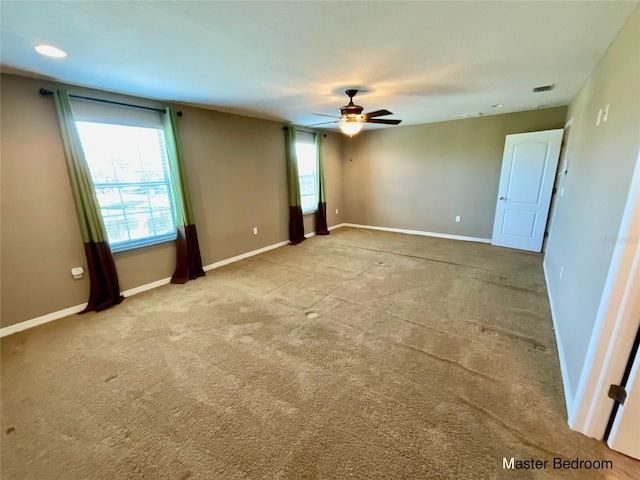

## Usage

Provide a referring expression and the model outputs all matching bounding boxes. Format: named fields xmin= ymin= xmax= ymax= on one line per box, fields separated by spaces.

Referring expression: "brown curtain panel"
xmin=315 ymin=134 xmax=330 ymax=235
xmin=163 ymin=107 xmax=206 ymax=284
xmin=53 ymin=89 xmax=123 ymax=312
xmin=284 ymin=126 xmax=306 ymax=244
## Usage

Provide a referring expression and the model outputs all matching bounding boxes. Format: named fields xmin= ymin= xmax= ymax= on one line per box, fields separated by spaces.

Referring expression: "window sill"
xmin=111 ymin=234 xmax=177 ymax=254
xmin=302 ymin=210 xmax=317 ymax=216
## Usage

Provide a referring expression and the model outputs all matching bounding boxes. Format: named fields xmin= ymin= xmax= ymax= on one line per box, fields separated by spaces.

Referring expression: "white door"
xmin=607 ymin=338 xmax=640 ymax=460
xmin=491 ymin=129 xmax=563 ymax=252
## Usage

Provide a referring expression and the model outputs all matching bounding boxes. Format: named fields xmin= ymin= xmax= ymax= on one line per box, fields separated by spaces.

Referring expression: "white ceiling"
xmin=1 ymin=1 xmax=638 ymax=130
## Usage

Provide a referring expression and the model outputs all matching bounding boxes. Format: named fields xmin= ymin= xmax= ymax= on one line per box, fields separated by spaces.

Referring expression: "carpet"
xmin=2 ymin=227 xmax=638 ymax=479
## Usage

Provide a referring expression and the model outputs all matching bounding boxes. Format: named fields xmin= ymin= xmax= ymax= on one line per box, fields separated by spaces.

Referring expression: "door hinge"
xmin=608 ymin=384 xmax=627 ymax=405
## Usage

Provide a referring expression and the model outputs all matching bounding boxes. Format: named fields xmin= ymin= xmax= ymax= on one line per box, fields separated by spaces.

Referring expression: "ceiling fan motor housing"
xmin=340 ymin=89 xmax=364 ymax=117
xmin=340 ymin=104 xmax=364 ymax=116
xmin=340 ymin=105 xmax=364 ymax=117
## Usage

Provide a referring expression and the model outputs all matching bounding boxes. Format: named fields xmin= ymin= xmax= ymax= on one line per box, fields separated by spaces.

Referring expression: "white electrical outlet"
xmin=559 ymin=266 xmax=564 ymax=279
xmin=336 ymin=208 xmax=339 ymax=214
xmin=71 ymin=266 xmax=84 ymax=280
xmin=253 ymin=227 xmax=258 ymax=235
xmin=455 ymin=216 xmax=461 ymax=223
xmin=603 ymin=104 xmax=610 ymax=122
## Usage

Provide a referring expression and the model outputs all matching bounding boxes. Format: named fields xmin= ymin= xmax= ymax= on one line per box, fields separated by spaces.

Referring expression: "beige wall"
xmin=0 ymin=74 xmax=343 ymax=327
xmin=342 ymin=107 xmax=567 ymax=239
xmin=544 ymin=7 xmax=640 ymax=398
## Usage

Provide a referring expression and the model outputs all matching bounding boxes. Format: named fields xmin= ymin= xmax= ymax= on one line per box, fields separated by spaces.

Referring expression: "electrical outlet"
xmin=603 ymin=104 xmax=610 ymax=122
xmin=336 ymin=208 xmax=339 ymax=214
xmin=71 ymin=266 xmax=84 ymax=280
xmin=455 ymin=216 xmax=461 ymax=223
xmin=253 ymin=227 xmax=258 ymax=235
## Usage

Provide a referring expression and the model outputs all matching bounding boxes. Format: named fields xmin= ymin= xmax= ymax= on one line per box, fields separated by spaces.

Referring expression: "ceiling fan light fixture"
xmin=338 ymin=115 xmax=365 ymax=136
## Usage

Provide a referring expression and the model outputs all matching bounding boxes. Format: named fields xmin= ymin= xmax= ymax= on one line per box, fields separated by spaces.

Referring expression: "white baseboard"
xmin=122 ymin=277 xmax=172 ymax=297
xmin=0 ymin=277 xmax=174 ymax=338
xmin=305 ymin=223 xmax=346 ymax=238
xmin=1 ymin=223 xmax=481 ymax=338
xmin=0 ymin=303 xmax=88 ymax=338
xmin=543 ymin=260 xmax=575 ymax=421
xmin=1 ymin=239 xmax=296 ymax=338
xmin=203 ymin=240 xmax=290 ymax=271
xmin=341 ymin=223 xmax=492 ymax=244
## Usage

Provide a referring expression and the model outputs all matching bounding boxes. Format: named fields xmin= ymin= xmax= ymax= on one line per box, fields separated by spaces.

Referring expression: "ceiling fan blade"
xmin=312 ymin=113 xmax=340 ymax=118
xmin=366 ymin=118 xmax=403 ymax=125
xmin=306 ymin=120 xmax=338 ymax=127
xmin=364 ymin=109 xmax=393 ymax=118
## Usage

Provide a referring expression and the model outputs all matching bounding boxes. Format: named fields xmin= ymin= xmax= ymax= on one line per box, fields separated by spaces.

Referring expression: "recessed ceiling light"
xmin=491 ymin=103 xmax=504 ymax=108
xmin=34 ymin=44 xmax=67 ymax=58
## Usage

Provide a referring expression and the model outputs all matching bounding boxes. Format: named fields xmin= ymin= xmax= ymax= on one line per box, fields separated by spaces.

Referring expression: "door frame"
xmin=569 ymin=148 xmax=640 ymax=438
xmin=543 ymin=118 xmax=573 ymax=251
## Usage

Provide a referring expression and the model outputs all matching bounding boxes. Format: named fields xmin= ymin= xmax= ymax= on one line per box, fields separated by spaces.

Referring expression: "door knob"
xmin=499 ymin=196 xmax=506 ymax=200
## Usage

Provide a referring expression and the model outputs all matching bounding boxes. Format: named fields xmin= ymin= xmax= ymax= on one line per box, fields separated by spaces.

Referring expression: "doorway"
xmin=543 ymin=119 xmax=573 ymax=252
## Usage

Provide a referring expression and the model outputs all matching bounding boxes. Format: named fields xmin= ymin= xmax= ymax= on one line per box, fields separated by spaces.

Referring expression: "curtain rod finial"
xmin=39 ymin=88 xmax=53 ymax=96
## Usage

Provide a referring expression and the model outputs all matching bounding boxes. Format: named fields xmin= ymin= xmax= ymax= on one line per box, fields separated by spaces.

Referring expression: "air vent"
xmin=533 ymin=84 xmax=555 ymax=93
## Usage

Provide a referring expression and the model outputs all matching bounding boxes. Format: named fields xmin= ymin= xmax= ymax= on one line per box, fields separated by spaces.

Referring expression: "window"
xmin=295 ymin=131 xmax=318 ymax=214
xmin=75 ymin=121 xmax=176 ymax=252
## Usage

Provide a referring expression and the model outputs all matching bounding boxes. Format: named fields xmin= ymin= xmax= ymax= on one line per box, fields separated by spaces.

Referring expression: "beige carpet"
xmin=1 ymin=228 xmax=638 ymax=479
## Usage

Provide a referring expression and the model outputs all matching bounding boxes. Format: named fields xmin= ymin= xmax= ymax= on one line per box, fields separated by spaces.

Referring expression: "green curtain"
xmin=163 ymin=107 xmax=205 ymax=283
xmin=53 ymin=89 xmax=123 ymax=312
xmin=315 ymin=133 xmax=329 ymax=235
xmin=284 ymin=126 xmax=305 ymax=244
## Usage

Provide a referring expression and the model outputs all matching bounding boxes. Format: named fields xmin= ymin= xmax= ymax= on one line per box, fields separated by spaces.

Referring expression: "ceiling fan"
xmin=310 ymin=89 xmax=402 ymax=136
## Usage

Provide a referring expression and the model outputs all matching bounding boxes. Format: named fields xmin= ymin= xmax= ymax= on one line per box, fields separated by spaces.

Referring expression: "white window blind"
xmin=295 ymin=131 xmax=318 ymax=214
xmin=71 ymin=97 xmax=163 ymax=128
xmin=74 ymin=109 xmax=177 ymax=252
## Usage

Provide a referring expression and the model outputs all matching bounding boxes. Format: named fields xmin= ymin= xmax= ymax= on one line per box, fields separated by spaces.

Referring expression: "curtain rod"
xmin=283 ymin=126 xmax=327 ymax=137
xmin=39 ymin=88 xmax=182 ymax=116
